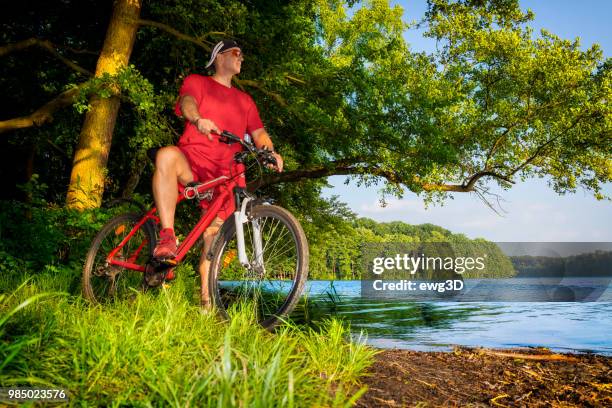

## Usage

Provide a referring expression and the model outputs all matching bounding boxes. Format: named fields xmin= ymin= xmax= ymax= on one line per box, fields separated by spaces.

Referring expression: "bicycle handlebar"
xmin=210 ymin=129 xmax=278 ymax=167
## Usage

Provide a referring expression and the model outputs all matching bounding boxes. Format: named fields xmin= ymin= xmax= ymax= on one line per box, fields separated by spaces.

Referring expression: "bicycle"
xmin=82 ymin=130 xmax=309 ymax=329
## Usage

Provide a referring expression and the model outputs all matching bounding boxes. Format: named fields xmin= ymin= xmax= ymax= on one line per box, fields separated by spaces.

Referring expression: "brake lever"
xmin=259 ymin=150 xmax=278 ymax=167
xmin=219 ymin=135 xmax=232 ymax=144
xmin=210 ymin=129 xmax=238 ymax=145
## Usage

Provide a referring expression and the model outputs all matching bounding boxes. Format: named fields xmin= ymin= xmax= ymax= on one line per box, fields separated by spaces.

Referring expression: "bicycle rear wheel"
xmin=208 ymin=204 xmax=309 ymax=330
xmin=83 ymin=213 xmax=156 ymax=303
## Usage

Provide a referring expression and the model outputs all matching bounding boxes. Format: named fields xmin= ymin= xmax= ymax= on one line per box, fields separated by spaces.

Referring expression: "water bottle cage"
xmin=184 ymin=185 xmax=213 ymax=202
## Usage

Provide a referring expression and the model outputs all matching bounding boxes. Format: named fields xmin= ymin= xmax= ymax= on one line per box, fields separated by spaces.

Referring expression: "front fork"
xmin=233 ymin=189 xmax=265 ymax=271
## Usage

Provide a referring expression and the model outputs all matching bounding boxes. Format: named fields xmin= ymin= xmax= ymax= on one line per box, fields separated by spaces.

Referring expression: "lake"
xmin=302 ymin=280 xmax=612 ymax=355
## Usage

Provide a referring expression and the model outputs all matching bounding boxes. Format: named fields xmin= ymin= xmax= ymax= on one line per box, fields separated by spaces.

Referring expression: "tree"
xmin=1 ymin=0 xmax=610 ymax=210
xmin=253 ymin=0 xmax=611 ymax=207
xmin=65 ymin=0 xmax=142 ymax=209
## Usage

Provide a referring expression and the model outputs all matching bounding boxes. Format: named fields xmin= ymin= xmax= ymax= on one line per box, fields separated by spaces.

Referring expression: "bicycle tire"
xmin=208 ymin=204 xmax=309 ymax=330
xmin=83 ymin=213 xmax=156 ymax=303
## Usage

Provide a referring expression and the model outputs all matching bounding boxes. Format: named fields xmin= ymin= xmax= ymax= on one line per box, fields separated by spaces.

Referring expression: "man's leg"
xmin=152 ymin=146 xmax=194 ymax=258
xmin=199 ymin=216 xmax=224 ymax=308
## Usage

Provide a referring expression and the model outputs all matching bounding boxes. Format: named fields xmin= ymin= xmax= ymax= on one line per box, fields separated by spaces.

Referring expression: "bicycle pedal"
xmin=157 ymin=258 xmax=177 ymax=266
xmin=144 ymin=260 xmax=175 ymax=287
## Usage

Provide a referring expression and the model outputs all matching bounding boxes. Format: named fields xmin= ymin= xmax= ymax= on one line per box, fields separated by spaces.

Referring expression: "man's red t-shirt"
xmin=174 ymin=74 xmax=264 ymax=219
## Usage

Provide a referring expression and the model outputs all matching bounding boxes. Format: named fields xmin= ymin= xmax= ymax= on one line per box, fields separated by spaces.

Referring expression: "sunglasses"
xmin=221 ymin=49 xmax=243 ymax=59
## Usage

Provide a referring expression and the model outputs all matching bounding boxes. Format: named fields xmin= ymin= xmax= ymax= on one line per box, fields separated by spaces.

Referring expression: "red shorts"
xmin=178 ymin=146 xmax=246 ymax=221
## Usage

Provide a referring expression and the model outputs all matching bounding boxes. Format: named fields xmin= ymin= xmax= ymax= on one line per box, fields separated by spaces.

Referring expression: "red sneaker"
xmin=153 ymin=228 xmax=178 ymax=259
xmin=165 ymin=269 xmax=176 ymax=280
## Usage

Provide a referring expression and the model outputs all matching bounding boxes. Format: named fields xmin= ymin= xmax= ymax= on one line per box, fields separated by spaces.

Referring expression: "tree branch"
xmin=483 ymin=97 xmax=576 ymax=169
xmin=248 ymin=157 xmax=515 ymax=194
xmin=248 ymin=159 xmax=360 ymax=191
xmin=60 ymin=45 xmax=99 ymax=55
xmin=285 ymin=74 xmax=307 ymax=85
xmin=0 ymin=38 xmax=93 ymax=76
xmin=484 ymin=124 xmax=515 ymax=168
xmin=0 ymin=85 xmax=84 ymax=133
xmin=0 ymin=38 xmax=38 ymax=56
xmin=134 ymin=19 xmax=213 ymax=51
xmin=473 ymin=185 xmax=508 ymax=216
xmin=508 ymin=113 xmax=586 ymax=177
xmin=416 ymin=180 xmax=474 ymax=192
xmin=237 ymin=79 xmax=288 ymax=107
xmin=46 ymin=138 xmax=70 ymax=159
xmin=463 ymin=170 xmax=514 ymax=190
xmin=133 ymin=18 xmax=304 ymax=109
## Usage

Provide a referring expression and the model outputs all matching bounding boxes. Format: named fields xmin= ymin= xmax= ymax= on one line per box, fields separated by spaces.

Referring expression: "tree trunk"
xmin=66 ymin=0 xmax=142 ymax=209
xmin=121 ymin=162 xmax=144 ymax=199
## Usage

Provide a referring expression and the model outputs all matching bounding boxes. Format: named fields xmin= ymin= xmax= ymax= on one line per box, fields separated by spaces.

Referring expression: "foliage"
xmin=1 ymin=0 xmax=609 ymax=208
xmin=420 ymin=0 xmax=611 ymax=200
xmin=4 ymin=3 xmax=606 ymax=400
xmin=300 ymin=194 xmax=514 ymax=279
xmin=0 ymin=172 xmax=511 ymax=285
xmin=512 ymin=251 xmax=612 ymax=277
xmin=0 ymin=176 xmax=146 ymax=274
xmin=73 ymin=65 xmax=176 ymax=153
xmin=0 ymin=0 xmax=607 ymax=354
xmin=0 ymin=272 xmax=376 ymax=406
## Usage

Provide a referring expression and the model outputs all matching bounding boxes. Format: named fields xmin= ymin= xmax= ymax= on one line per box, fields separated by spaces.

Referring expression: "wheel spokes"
xmin=88 ymin=217 xmax=152 ymax=302
xmin=216 ymin=213 xmax=300 ymax=322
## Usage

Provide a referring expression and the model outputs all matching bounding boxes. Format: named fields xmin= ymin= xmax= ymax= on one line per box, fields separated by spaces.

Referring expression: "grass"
xmin=0 ymin=267 xmax=376 ymax=407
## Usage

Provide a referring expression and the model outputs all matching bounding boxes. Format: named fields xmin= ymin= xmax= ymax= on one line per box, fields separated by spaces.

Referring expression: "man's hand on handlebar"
xmin=270 ymin=152 xmax=284 ymax=172
xmin=207 ymin=129 xmax=284 ymax=172
xmin=194 ymin=118 xmax=220 ymax=141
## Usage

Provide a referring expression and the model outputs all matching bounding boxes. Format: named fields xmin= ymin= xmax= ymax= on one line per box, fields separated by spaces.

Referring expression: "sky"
xmin=322 ymin=0 xmax=611 ymax=242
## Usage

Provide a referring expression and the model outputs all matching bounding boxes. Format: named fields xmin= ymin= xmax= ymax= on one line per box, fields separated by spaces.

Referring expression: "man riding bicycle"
xmin=152 ymin=39 xmax=284 ymax=306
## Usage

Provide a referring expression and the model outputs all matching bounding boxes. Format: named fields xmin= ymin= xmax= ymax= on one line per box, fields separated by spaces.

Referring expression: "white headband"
xmin=205 ymin=40 xmax=240 ymax=69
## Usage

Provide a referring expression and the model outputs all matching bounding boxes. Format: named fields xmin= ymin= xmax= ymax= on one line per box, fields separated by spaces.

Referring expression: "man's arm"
xmin=252 ymin=128 xmax=284 ymax=172
xmin=180 ymin=95 xmax=219 ymax=140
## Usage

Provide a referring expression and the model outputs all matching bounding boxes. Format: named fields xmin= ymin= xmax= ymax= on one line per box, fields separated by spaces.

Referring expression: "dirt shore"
xmin=357 ymin=347 xmax=611 ymax=407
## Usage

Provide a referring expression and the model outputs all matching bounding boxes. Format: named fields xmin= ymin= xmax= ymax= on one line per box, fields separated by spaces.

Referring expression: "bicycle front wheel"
xmin=83 ymin=213 xmax=156 ymax=303
xmin=208 ymin=204 xmax=309 ymax=330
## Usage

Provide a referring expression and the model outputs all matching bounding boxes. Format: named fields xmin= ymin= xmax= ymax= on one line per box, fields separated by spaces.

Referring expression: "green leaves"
xmin=71 ymin=64 xmax=175 ymax=190
xmin=3 ymin=0 xmax=609 ymax=208
xmin=407 ymin=0 xmax=611 ymax=200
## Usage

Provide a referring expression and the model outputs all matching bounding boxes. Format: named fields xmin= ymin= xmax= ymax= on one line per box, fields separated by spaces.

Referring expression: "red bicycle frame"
xmin=106 ymin=174 xmax=241 ymax=272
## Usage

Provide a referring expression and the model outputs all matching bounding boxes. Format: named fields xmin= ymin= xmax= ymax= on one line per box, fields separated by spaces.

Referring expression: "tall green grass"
xmin=0 ymin=269 xmax=376 ymax=406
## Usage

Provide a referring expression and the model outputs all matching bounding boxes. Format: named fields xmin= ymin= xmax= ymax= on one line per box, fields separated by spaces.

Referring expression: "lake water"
xmin=302 ymin=280 xmax=612 ymax=355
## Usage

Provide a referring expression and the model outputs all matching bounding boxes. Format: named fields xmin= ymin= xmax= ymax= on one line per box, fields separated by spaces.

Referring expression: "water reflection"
xmin=295 ymin=281 xmax=612 ymax=355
